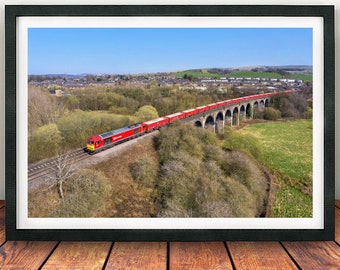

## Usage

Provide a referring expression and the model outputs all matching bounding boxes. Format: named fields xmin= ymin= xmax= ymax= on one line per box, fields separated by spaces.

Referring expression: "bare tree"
xmin=28 ymin=86 xmax=65 ymax=135
xmin=45 ymin=151 xmax=75 ymax=199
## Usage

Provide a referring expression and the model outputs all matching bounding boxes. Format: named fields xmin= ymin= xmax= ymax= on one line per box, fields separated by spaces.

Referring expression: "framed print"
xmin=5 ymin=5 xmax=335 ymax=241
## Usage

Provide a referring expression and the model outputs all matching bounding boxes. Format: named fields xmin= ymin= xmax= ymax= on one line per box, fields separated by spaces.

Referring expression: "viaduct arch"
xmin=186 ymin=96 xmax=271 ymax=130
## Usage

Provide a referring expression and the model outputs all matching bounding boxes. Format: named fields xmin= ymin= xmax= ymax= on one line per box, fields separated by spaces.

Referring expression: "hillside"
xmin=173 ymin=65 xmax=312 ymax=82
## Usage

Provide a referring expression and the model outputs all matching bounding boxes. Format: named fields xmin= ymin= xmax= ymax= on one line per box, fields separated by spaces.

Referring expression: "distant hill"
xmin=237 ymin=65 xmax=312 ymax=72
xmin=173 ymin=65 xmax=312 ymax=82
xmin=29 ymin=65 xmax=312 ymax=82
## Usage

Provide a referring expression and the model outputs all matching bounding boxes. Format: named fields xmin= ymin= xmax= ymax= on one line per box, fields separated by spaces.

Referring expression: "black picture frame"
xmin=5 ymin=5 xmax=335 ymax=241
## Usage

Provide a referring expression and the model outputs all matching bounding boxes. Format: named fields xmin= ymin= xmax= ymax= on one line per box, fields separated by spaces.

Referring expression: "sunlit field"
xmin=240 ymin=120 xmax=313 ymax=217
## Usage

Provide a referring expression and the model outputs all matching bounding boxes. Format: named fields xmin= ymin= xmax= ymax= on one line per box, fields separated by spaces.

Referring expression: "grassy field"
xmin=175 ymin=70 xmax=222 ymax=78
xmin=239 ymin=119 xmax=313 ymax=217
xmin=174 ymin=70 xmax=312 ymax=82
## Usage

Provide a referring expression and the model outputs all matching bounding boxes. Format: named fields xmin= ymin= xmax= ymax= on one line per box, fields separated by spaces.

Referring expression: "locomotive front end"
xmin=86 ymin=140 xmax=95 ymax=152
xmin=85 ymin=135 xmax=102 ymax=154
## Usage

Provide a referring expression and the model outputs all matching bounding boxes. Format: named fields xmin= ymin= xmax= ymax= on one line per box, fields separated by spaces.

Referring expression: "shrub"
xmin=52 ymin=169 xmax=111 ymax=217
xmin=134 ymin=105 xmax=159 ymax=122
xmin=203 ymin=145 xmax=225 ymax=163
xmin=155 ymin=121 xmax=268 ymax=218
xmin=253 ymin=108 xmax=264 ymax=119
xmin=263 ymin=107 xmax=281 ymax=120
xmin=303 ymin=106 xmax=313 ymax=119
xmin=109 ymin=105 xmax=131 ymax=115
xmin=28 ymin=86 xmax=65 ymax=135
xmin=194 ymin=161 xmax=233 ymax=217
xmin=271 ymin=92 xmax=308 ymax=118
xmin=130 ymin=155 xmax=159 ymax=188
xmin=28 ymin=123 xmax=63 ymax=163
xmin=223 ymin=176 xmax=259 ymax=217
xmin=112 ymin=183 xmax=157 ymax=217
xmin=158 ymin=151 xmax=201 ymax=210
xmin=156 ymin=121 xmax=208 ymax=164
xmin=222 ymin=131 xmax=262 ymax=159
xmin=199 ymin=201 xmax=233 ymax=217
xmin=222 ymin=150 xmax=268 ymax=215
xmin=196 ymin=127 xmax=219 ymax=146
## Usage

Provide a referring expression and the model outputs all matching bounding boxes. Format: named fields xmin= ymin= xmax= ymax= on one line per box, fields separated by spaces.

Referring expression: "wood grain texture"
xmin=106 ymin=242 xmax=167 ymax=270
xmin=0 ymin=207 xmax=5 ymax=245
xmin=41 ymin=241 xmax=111 ymax=270
xmin=0 ymin=203 xmax=339 ymax=269
xmin=335 ymin=200 xmax=340 ymax=209
xmin=227 ymin=241 xmax=298 ymax=270
xmin=170 ymin=242 xmax=233 ymax=270
xmin=335 ymin=207 xmax=340 ymax=244
xmin=0 ymin=241 xmax=57 ymax=269
xmin=282 ymin=241 xmax=340 ymax=270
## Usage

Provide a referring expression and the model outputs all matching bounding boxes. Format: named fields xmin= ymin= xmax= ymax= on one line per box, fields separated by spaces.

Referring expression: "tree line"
xmin=28 ymin=84 xmax=312 ymax=163
xmin=27 ymin=85 xmax=235 ymax=163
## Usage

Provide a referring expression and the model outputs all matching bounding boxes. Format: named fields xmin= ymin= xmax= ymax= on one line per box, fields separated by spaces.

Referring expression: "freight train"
xmin=85 ymin=90 xmax=295 ymax=154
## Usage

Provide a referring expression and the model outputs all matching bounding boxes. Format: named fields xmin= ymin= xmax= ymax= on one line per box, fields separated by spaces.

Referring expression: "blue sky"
xmin=28 ymin=28 xmax=312 ymax=75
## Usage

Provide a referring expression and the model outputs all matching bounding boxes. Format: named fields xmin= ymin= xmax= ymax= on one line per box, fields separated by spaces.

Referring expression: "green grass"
xmin=286 ymin=73 xmax=312 ymax=82
xmin=227 ymin=71 xmax=284 ymax=79
xmin=174 ymin=70 xmax=312 ymax=82
xmin=272 ymin=185 xmax=313 ymax=218
xmin=175 ymin=70 xmax=221 ymax=78
xmin=239 ymin=119 xmax=313 ymax=217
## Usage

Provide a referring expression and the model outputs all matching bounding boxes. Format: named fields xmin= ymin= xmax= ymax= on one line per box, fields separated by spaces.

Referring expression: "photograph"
xmin=6 ymin=5 xmax=334 ymax=241
xmin=27 ymin=26 xmax=314 ymax=219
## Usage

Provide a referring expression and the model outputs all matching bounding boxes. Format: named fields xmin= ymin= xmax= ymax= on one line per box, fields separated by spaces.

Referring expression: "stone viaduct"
xmin=183 ymin=96 xmax=271 ymax=132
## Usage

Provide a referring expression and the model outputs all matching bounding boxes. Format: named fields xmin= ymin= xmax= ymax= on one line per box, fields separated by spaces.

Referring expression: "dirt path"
xmin=261 ymin=165 xmax=276 ymax=217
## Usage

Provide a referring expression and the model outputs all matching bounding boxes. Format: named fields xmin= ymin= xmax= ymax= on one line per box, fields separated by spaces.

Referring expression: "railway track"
xmin=28 ymin=148 xmax=90 ymax=191
xmin=27 ymin=130 xmax=159 ymax=192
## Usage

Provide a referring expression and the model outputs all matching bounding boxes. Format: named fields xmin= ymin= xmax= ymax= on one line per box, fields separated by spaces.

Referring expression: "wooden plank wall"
xmin=0 ymin=202 xmax=339 ymax=269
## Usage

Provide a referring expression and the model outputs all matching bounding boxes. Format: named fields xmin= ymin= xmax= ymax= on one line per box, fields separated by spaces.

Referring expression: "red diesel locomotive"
xmin=85 ymin=123 xmax=144 ymax=153
xmin=85 ymin=90 xmax=294 ymax=154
